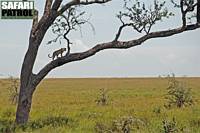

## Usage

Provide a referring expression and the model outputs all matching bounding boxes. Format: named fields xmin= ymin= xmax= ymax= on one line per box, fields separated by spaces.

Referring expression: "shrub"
xmin=162 ymin=117 xmax=178 ymax=133
xmin=29 ymin=116 xmax=69 ymax=130
xmin=164 ymin=74 xmax=194 ymax=108
xmin=0 ymin=116 xmax=69 ymax=133
xmin=95 ymin=116 xmax=145 ymax=133
xmin=95 ymin=123 xmax=110 ymax=133
xmin=152 ymin=106 xmax=162 ymax=114
xmin=0 ymin=120 xmax=15 ymax=133
xmin=7 ymin=76 xmax=19 ymax=105
xmin=1 ymin=108 xmax=15 ymax=120
xmin=190 ymin=119 xmax=200 ymax=127
xmin=95 ymin=88 xmax=109 ymax=106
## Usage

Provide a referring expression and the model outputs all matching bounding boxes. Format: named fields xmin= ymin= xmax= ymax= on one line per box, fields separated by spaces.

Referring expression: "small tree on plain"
xmin=95 ymin=88 xmax=109 ymax=106
xmin=165 ymin=74 xmax=194 ymax=108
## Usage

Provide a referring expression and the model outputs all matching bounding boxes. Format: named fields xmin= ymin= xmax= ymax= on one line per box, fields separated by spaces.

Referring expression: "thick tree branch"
xmin=44 ymin=0 xmax=53 ymax=15
xmin=52 ymin=0 xmax=63 ymax=11
xmin=31 ymin=9 xmax=39 ymax=35
xmin=58 ymin=0 xmax=111 ymax=16
xmin=57 ymin=0 xmax=80 ymax=16
xmin=32 ymin=23 xmax=200 ymax=88
xmin=80 ymin=0 xmax=111 ymax=5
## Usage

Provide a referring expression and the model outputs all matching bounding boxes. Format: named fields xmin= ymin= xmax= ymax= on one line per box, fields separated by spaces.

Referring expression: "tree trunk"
xmin=15 ymin=12 xmax=57 ymax=124
xmin=15 ymin=86 xmax=33 ymax=124
xmin=15 ymin=91 xmax=33 ymax=124
xmin=14 ymin=41 xmax=38 ymax=124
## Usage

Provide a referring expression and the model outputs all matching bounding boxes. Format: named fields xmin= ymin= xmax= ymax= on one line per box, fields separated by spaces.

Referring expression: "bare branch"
xmin=80 ymin=0 xmax=111 ymax=5
xmin=58 ymin=0 xmax=79 ymax=15
xmin=58 ymin=0 xmax=111 ymax=15
xmin=117 ymin=0 xmax=174 ymax=36
xmin=172 ymin=0 xmax=198 ymax=26
xmin=180 ymin=0 xmax=186 ymax=26
xmin=114 ymin=23 xmax=134 ymax=41
xmin=30 ymin=9 xmax=39 ymax=37
xmin=32 ymin=23 xmax=200 ymax=87
xmin=52 ymin=0 xmax=63 ymax=11
xmin=47 ymin=7 xmax=91 ymax=57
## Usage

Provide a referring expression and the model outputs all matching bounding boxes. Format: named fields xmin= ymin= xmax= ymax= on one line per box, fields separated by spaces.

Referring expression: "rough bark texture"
xmin=15 ymin=86 xmax=33 ymax=124
xmin=15 ymin=0 xmax=200 ymax=124
xmin=15 ymin=10 xmax=58 ymax=125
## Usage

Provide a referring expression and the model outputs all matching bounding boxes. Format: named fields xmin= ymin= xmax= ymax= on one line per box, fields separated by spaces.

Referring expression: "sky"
xmin=0 ymin=0 xmax=199 ymax=78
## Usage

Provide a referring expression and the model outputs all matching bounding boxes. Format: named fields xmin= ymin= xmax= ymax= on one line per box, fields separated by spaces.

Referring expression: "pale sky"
xmin=0 ymin=0 xmax=199 ymax=78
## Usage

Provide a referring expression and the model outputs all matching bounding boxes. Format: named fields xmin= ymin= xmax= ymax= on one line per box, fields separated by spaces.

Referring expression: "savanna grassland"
xmin=0 ymin=78 xmax=200 ymax=133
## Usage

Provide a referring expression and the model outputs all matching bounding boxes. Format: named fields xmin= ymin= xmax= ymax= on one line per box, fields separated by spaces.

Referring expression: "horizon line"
xmin=0 ymin=76 xmax=200 ymax=79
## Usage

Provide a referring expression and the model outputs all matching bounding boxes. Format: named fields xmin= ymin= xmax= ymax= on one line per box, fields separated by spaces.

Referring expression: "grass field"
xmin=0 ymin=78 xmax=200 ymax=133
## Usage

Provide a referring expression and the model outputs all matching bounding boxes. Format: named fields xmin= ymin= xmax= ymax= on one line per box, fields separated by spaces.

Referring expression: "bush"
xmin=164 ymin=74 xmax=194 ymax=108
xmin=190 ymin=118 xmax=200 ymax=128
xmin=95 ymin=116 xmax=145 ymax=133
xmin=28 ymin=116 xmax=69 ymax=130
xmin=95 ymin=88 xmax=109 ymax=106
xmin=7 ymin=76 xmax=19 ymax=105
xmin=0 ymin=120 xmax=15 ymax=133
xmin=162 ymin=117 xmax=178 ymax=133
xmin=1 ymin=108 xmax=15 ymax=120
xmin=0 ymin=116 xmax=69 ymax=133
xmin=152 ymin=106 xmax=162 ymax=114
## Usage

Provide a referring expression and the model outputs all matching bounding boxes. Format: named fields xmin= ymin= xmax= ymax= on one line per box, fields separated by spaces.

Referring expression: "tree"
xmin=15 ymin=0 xmax=200 ymax=124
xmin=165 ymin=74 xmax=194 ymax=108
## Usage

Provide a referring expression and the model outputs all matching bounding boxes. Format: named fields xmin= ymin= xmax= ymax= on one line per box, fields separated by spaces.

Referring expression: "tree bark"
xmin=15 ymin=86 xmax=34 ymax=124
xmin=15 ymin=42 xmax=46 ymax=124
xmin=14 ymin=7 xmax=59 ymax=123
xmin=15 ymin=39 xmax=39 ymax=124
xmin=15 ymin=47 xmax=38 ymax=124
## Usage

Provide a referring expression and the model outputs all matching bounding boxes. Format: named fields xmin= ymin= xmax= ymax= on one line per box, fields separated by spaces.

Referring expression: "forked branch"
xmin=47 ymin=6 xmax=93 ymax=56
xmin=172 ymin=0 xmax=198 ymax=26
xmin=58 ymin=0 xmax=111 ymax=15
xmin=44 ymin=0 xmax=53 ymax=15
xmin=114 ymin=0 xmax=174 ymax=41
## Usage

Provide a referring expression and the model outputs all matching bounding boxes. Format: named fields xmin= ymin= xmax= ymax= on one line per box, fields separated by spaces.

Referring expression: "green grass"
xmin=0 ymin=78 xmax=200 ymax=132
